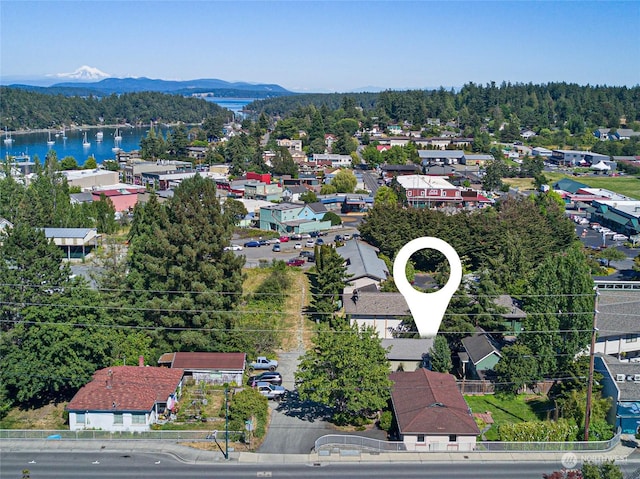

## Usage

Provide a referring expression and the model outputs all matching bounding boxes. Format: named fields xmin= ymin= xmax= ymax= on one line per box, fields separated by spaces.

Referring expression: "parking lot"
xmin=230 ymin=226 xmax=361 ymax=268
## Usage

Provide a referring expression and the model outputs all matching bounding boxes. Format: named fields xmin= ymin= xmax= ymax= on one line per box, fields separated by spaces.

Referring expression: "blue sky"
xmin=1 ymin=1 xmax=639 ymax=92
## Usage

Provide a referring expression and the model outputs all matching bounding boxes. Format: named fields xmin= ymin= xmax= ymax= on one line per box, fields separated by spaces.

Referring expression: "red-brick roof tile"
xmin=390 ymin=369 xmax=480 ymax=436
xmin=66 ymin=366 xmax=184 ymax=412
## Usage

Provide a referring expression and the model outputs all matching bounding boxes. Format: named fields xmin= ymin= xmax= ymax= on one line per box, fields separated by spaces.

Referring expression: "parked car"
xmin=255 ymin=381 xmax=286 ymax=401
xmin=342 ymin=234 xmax=352 ymax=241
xmin=590 ymin=223 xmax=602 ymax=230
xmin=334 ymin=234 xmax=343 ymax=242
xmin=272 ymin=244 xmax=281 ymax=252
xmin=287 ymin=258 xmax=305 ymax=267
xmin=300 ymin=233 xmax=311 ymax=239
xmin=248 ymin=371 xmax=282 ymax=386
xmin=291 ymin=233 xmax=302 ymax=240
xmin=299 ymin=250 xmax=314 ymax=258
xmin=279 ymin=235 xmax=290 ymax=243
xmin=243 ymin=240 xmax=261 ymax=248
xmin=259 ymin=239 xmax=270 ymax=246
xmin=305 ymin=240 xmax=315 ymax=248
xmin=310 ymin=231 xmax=320 ymax=238
xmin=612 ymin=234 xmax=628 ymax=241
xmin=224 ymin=244 xmax=243 ymax=251
xmin=315 ymin=238 xmax=324 ymax=245
xmin=293 ymin=242 xmax=302 ymax=249
xmin=306 ymin=254 xmax=315 ymax=263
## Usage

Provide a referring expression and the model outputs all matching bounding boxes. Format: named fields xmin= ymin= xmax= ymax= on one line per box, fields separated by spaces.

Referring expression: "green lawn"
xmin=544 ymin=173 xmax=640 ymax=200
xmin=465 ymin=394 xmax=553 ymax=440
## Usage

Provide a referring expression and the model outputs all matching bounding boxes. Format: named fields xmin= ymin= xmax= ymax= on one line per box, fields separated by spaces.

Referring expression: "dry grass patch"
xmin=0 ymin=403 xmax=68 ymax=430
xmin=502 ymin=177 xmax=537 ymax=190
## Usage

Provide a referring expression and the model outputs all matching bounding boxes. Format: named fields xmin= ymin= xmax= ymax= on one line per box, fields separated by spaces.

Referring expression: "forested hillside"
xmin=250 ymin=82 xmax=640 ymax=130
xmin=0 ymin=88 xmax=231 ymax=130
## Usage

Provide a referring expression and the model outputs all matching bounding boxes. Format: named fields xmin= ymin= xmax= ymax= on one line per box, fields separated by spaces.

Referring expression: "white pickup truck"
xmin=249 ymin=356 xmax=278 ymax=371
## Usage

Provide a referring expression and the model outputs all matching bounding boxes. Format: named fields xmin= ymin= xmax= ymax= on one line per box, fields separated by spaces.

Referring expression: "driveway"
xmin=258 ymin=349 xmax=387 ymax=454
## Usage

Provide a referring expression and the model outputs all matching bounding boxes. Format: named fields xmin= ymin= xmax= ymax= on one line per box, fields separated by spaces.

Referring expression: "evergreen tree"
xmin=126 ymin=175 xmax=245 ymax=353
xmin=311 ymin=245 xmax=349 ymax=324
xmin=296 ymin=322 xmax=391 ymax=425
xmin=429 ymin=335 xmax=453 ymax=372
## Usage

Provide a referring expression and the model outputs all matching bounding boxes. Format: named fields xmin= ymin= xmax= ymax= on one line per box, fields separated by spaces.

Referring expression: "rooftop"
xmin=390 ymin=369 xmax=480 ymax=435
xmin=66 ymin=366 xmax=184 ymax=412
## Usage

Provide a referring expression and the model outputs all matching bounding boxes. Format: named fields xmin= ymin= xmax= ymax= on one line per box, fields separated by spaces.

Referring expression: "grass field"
xmin=464 ymin=394 xmax=553 ymax=440
xmin=502 ymin=173 xmax=640 ymax=199
xmin=544 ymin=173 xmax=640 ymax=199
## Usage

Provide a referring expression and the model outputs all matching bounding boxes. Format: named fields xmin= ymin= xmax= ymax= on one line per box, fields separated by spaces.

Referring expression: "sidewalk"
xmin=1 ymin=438 xmax=637 ymax=465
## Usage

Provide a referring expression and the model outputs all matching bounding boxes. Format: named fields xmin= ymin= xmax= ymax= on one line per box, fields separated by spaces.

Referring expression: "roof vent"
xmin=634 ymin=374 xmax=640 ymax=382
xmin=616 ymin=374 xmax=626 ymax=382
xmin=627 ymin=375 xmax=635 ymax=382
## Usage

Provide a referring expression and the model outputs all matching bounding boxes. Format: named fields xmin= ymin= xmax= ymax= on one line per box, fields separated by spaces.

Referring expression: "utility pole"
xmin=584 ymin=286 xmax=600 ymax=441
xmin=224 ymin=386 xmax=229 ymax=460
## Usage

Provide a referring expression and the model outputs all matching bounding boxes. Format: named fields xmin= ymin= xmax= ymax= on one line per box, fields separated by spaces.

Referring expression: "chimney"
xmin=106 ymin=368 xmax=113 ymax=389
xmin=138 ymin=355 xmax=144 ymax=367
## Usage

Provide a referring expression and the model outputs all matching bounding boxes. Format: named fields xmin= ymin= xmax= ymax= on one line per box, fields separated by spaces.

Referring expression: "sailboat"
xmin=82 ymin=132 xmax=90 ymax=148
xmin=47 ymin=131 xmax=55 ymax=146
xmin=96 ymin=131 xmax=104 ymax=142
xmin=112 ymin=127 xmax=122 ymax=153
xmin=4 ymin=127 xmax=13 ymax=145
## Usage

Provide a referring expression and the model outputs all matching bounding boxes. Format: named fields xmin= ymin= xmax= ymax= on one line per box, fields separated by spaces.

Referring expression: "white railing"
xmin=315 ymin=430 xmax=621 ymax=453
xmin=0 ymin=429 xmax=243 ymax=441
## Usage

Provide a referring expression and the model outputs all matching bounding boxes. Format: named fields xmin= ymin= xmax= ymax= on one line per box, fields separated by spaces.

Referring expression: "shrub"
xmin=378 ymin=410 xmax=393 ymax=432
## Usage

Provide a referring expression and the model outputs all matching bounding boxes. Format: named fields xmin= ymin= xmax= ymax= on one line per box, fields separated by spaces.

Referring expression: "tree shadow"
xmin=276 ymin=390 xmax=333 ymax=423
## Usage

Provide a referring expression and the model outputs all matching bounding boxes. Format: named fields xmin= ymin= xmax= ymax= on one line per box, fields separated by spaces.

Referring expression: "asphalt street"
xmin=3 ymin=450 xmax=640 ymax=479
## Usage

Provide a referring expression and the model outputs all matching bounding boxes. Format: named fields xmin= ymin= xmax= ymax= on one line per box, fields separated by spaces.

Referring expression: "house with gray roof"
xmin=343 ymin=291 xmax=410 ymax=339
xmin=595 ymin=354 xmax=640 ymax=434
xmin=592 ymin=284 xmax=640 ymax=359
xmin=43 ymin=227 xmax=98 ymax=259
xmin=381 ymin=338 xmax=434 ymax=372
xmin=460 ymin=327 xmax=502 ymax=380
xmin=336 ymin=240 xmax=389 ymax=293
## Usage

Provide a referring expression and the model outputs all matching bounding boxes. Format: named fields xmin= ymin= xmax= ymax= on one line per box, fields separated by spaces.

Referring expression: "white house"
xmin=390 ymin=369 xmax=479 ymax=451
xmin=66 ymin=365 xmax=184 ymax=432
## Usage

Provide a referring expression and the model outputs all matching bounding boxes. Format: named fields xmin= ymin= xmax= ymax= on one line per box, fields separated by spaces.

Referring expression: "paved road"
xmin=7 ymin=451 xmax=639 ymax=479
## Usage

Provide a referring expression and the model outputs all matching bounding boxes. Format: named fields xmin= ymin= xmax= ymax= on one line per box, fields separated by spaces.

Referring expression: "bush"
xmin=322 ymin=211 xmax=342 ymax=226
xmin=378 ymin=410 xmax=393 ymax=432
xmin=227 ymin=388 xmax=268 ymax=439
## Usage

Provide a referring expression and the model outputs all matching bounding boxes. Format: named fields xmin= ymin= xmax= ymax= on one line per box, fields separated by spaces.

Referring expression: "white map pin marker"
xmin=393 ymin=237 xmax=462 ymax=338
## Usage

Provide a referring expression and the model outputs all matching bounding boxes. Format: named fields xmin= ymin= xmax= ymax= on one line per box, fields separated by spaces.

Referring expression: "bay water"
xmin=1 ymin=98 xmax=253 ymax=165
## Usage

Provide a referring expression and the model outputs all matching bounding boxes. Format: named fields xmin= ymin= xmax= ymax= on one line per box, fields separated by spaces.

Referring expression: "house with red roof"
xmin=157 ymin=351 xmax=246 ymax=385
xmin=66 ymin=364 xmax=184 ymax=432
xmin=389 ymin=369 xmax=480 ymax=451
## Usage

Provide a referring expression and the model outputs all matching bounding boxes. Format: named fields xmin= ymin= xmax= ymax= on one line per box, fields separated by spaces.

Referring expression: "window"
xmin=113 ymin=413 xmax=123 ymax=425
xmin=449 ymin=434 xmax=457 ymax=442
xmin=132 ymin=414 xmax=146 ymax=425
xmin=625 ymin=335 xmax=637 ymax=343
xmin=76 ymin=413 xmax=85 ymax=424
xmin=417 ymin=434 xmax=425 ymax=443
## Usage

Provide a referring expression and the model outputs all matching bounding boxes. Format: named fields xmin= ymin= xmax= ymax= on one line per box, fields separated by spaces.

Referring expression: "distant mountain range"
xmin=4 ymin=75 xmax=294 ymax=99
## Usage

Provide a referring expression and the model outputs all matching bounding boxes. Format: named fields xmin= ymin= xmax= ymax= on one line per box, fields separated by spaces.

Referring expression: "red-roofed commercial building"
xmin=91 ymin=188 xmax=142 ymax=213
xmin=66 ymin=365 xmax=184 ymax=432
xmin=390 ymin=369 xmax=479 ymax=451
xmin=158 ymin=352 xmax=246 ymax=385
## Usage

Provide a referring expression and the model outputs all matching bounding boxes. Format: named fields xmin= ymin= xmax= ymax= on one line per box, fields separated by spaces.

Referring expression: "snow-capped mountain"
xmin=49 ymin=66 xmax=111 ymax=81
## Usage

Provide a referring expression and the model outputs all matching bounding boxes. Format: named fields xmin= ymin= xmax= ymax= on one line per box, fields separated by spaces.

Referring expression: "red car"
xmin=286 ymin=258 xmax=305 ymax=267
xmin=279 ymin=235 xmax=290 ymax=242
